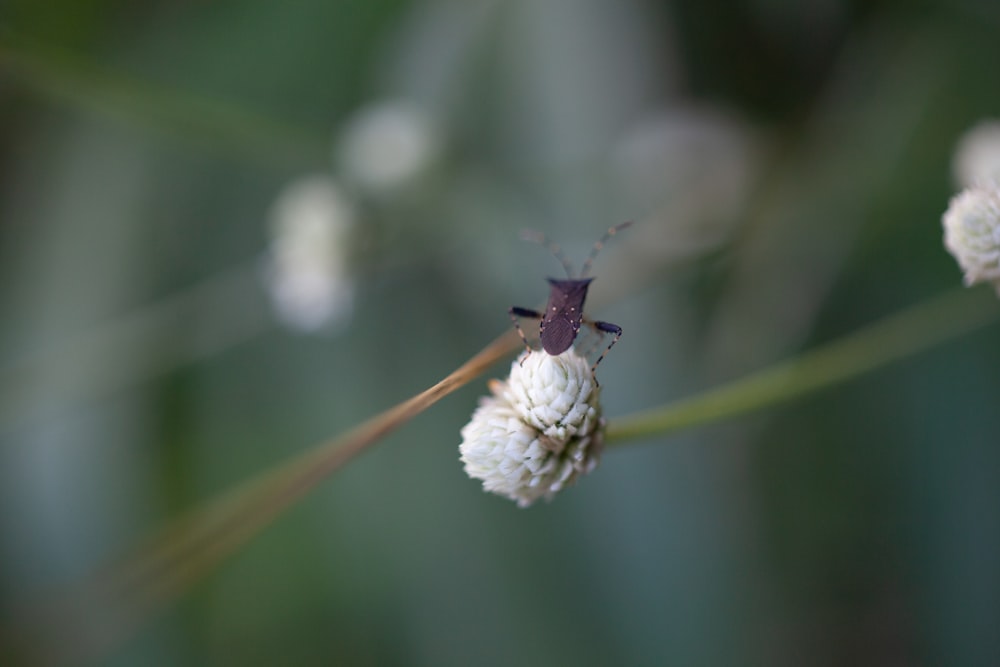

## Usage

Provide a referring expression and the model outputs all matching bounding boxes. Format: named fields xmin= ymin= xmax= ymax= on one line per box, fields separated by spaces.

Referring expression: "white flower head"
xmin=502 ymin=349 xmax=600 ymax=441
xmin=265 ymin=175 xmax=356 ymax=332
xmin=953 ymin=120 xmax=1000 ymax=189
xmin=942 ymin=185 xmax=1000 ymax=294
xmin=336 ymin=100 xmax=439 ymax=194
xmin=459 ymin=349 xmax=604 ymax=508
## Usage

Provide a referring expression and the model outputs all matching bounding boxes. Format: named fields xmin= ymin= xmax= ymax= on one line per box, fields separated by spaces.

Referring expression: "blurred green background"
xmin=2 ymin=0 xmax=1000 ymax=665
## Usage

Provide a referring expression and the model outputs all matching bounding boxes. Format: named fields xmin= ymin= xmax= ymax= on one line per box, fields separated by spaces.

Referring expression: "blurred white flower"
xmin=265 ymin=175 xmax=356 ymax=332
xmin=942 ymin=185 xmax=1000 ymax=294
xmin=336 ymin=100 xmax=439 ymax=194
xmin=610 ymin=106 xmax=760 ymax=259
xmin=952 ymin=120 xmax=1000 ymax=189
xmin=459 ymin=349 xmax=604 ymax=508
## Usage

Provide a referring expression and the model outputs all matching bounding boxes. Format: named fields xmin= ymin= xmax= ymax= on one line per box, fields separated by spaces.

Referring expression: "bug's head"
xmin=546 ymin=277 xmax=594 ymax=290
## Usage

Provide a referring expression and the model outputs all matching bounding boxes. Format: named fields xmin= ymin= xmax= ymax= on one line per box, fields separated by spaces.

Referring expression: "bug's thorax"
xmin=546 ymin=276 xmax=592 ymax=300
xmin=544 ymin=278 xmax=593 ymax=316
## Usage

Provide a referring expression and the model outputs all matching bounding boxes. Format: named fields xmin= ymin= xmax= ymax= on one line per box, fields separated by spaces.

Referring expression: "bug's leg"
xmin=575 ymin=326 xmax=603 ymax=360
xmin=509 ymin=306 xmax=542 ymax=363
xmin=588 ymin=320 xmax=622 ymax=375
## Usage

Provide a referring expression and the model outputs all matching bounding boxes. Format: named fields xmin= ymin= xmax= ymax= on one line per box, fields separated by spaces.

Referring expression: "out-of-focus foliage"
xmin=2 ymin=0 xmax=999 ymax=665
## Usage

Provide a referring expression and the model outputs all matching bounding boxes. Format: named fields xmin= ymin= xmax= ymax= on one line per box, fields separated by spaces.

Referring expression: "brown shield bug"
xmin=509 ymin=221 xmax=631 ymax=373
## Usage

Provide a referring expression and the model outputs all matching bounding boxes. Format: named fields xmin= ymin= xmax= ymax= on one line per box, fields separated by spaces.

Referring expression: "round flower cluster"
xmin=459 ymin=349 xmax=605 ymax=508
xmin=942 ymin=185 xmax=1000 ymax=294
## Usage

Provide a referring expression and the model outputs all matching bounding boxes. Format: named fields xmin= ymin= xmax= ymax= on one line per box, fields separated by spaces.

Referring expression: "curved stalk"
xmin=607 ymin=288 xmax=998 ymax=444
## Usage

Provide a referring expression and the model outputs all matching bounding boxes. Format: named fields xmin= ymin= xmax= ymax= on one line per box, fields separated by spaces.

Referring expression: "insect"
xmin=509 ymin=221 xmax=631 ymax=373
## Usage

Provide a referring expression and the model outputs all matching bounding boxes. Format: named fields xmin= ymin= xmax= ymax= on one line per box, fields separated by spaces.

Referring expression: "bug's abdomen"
xmin=540 ymin=315 xmax=579 ymax=355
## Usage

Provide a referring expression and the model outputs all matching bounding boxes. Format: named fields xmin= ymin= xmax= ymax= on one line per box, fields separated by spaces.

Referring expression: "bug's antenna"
xmin=520 ymin=229 xmax=575 ymax=277
xmin=580 ymin=221 xmax=633 ymax=278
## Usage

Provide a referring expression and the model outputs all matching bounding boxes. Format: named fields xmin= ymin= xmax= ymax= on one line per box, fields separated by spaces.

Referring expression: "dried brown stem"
xmin=5 ymin=329 xmax=521 ymax=667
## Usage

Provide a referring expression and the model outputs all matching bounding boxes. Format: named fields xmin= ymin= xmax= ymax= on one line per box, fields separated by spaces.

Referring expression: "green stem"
xmin=606 ymin=288 xmax=999 ymax=444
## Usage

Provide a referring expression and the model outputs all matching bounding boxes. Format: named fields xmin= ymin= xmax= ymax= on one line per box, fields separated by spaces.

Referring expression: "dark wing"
xmin=539 ymin=278 xmax=592 ymax=355
xmin=540 ymin=313 xmax=580 ymax=355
